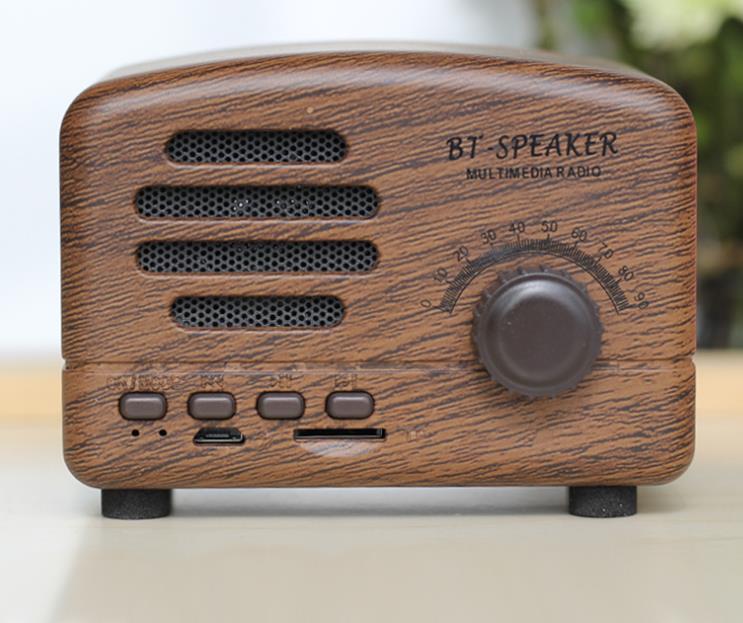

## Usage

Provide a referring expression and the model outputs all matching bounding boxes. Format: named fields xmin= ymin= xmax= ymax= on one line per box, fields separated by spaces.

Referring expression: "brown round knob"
xmin=472 ymin=268 xmax=602 ymax=398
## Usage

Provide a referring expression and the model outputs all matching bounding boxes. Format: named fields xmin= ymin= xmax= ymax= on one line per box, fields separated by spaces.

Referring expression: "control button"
xmin=326 ymin=392 xmax=374 ymax=419
xmin=188 ymin=393 xmax=235 ymax=420
xmin=257 ymin=392 xmax=305 ymax=420
xmin=119 ymin=393 xmax=167 ymax=420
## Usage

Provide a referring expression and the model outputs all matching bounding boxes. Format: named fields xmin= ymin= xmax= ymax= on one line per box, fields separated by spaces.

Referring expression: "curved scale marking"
xmin=439 ymin=238 xmax=632 ymax=314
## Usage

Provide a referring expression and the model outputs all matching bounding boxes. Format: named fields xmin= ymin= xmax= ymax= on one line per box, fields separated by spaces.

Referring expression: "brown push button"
xmin=326 ymin=391 xmax=374 ymax=419
xmin=119 ymin=393 xmax=167 ymax=420
xmin=257 ymin=392 xmax=304 ymax=420
xmin=188 ymin=393 xmax=235 ymax=420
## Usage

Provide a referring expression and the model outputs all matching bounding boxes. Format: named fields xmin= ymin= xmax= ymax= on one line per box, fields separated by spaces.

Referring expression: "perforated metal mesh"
xmin=166 ymin=130 xmax=347 ymax=163
xmin=172 ymin=296 xmax=344 ymax=328
xmin=138 ymin=241 xmax=378 ymax=273
xmin=136 ymin=186 xmax=378 ymax=219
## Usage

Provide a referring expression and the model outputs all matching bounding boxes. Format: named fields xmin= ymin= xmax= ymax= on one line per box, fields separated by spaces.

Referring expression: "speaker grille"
xmin=166 ymin=130 xmax=347 ymax=163
xmin=172 ymin=296 xmax=344 ymax=329
xmin=136 ymin=186 xmax=378 ymax=219
xmin=139 ymin=241 xmax=378 ymax=273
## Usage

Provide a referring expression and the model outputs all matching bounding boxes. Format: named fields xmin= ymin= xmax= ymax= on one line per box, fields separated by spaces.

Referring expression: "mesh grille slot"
xmin=172 ymin=296 xmax=344 ymax=329
xmin=139 ymin=241 xmax=378 ymax=273
xmin=166 ymin=130 xmax=347 ymax=163
xmin=136 ymin=186 xmax=378 ymax=219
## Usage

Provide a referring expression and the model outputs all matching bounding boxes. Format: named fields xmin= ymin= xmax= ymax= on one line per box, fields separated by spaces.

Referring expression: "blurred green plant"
xmin=536 ymin=0 xmax=743 ymax=347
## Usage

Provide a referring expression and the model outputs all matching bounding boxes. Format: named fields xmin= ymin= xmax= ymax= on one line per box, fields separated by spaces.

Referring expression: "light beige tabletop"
xmin=0 ymin=353 xmax=741 ymax=623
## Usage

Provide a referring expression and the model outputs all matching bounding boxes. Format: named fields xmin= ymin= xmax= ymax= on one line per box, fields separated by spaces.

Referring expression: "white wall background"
xmin=0 ymin=0 xmax=536 ymax=358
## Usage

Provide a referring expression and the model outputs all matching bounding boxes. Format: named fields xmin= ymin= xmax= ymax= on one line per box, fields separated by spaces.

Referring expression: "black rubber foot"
xmin=101 ymin=489 xmax=172 ymax=519
xmin=568 ymin=486 xmax=637 ymax=518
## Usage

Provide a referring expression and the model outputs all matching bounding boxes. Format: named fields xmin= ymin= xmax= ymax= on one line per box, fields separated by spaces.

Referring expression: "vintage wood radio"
xmin=61 ymin=46 xmax=696 ymax=519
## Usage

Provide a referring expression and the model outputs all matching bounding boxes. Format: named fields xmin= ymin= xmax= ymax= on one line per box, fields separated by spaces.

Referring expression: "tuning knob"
xmin=472 ymin=267 xmax=602 ymax=398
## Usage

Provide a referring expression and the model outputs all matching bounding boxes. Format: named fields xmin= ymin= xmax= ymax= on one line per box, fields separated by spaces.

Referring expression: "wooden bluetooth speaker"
xmin=61 ymin=46 xmax=696 ymax=519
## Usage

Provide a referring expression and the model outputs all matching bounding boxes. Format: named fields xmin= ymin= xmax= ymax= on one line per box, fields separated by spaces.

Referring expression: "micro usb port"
xmin=193 ymin=427 xmax=245 ymax=445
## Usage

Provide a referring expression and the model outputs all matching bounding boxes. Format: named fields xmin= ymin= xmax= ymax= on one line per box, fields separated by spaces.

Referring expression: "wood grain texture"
xmin=64 ymin=361 xmax=694 ymax=488
xmin=60 ymin=49 xmax=696 ymax=489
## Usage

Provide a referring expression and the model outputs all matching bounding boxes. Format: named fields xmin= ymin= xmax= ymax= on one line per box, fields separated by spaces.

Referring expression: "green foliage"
xmin=540 ymin=0 xmax=743 ymax=346
xmin=572 ymin=0 xmax=613 ymax=31
xmin=562 ymin=1 xmax=743 ymax=243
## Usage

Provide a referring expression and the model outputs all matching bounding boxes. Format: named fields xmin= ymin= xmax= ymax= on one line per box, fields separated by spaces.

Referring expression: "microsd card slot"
xmin=293 ymin=428 xmax=386 ymax=441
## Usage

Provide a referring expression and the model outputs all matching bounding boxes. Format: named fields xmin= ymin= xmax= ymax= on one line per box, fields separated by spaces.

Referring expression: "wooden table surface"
xmin=0 ymin=353 xmax=741 ymax=623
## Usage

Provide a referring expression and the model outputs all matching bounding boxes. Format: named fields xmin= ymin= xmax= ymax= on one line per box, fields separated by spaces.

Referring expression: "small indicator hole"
xmin=131 ymin=429 xmax=140 ymax=437
xmin=158 ymin=429 xmax=167 ymax=437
